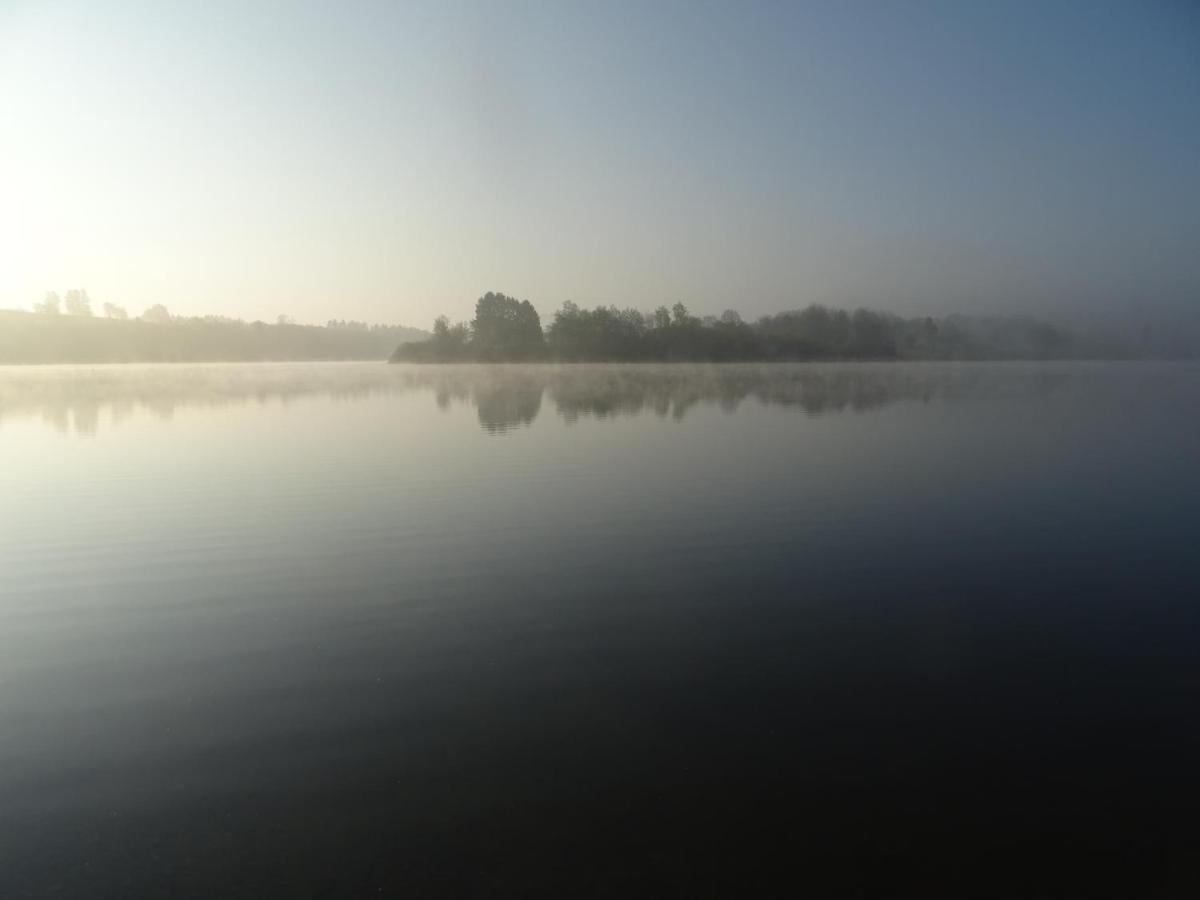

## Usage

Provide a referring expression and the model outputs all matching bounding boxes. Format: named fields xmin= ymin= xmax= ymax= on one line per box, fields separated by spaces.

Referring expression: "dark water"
xmin=2 ymin=362 xmax=1198 ymax=898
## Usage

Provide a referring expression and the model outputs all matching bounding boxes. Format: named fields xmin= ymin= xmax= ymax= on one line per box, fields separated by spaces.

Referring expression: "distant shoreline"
xmin=389 ymin=293 xmax=1178 ymax=364
xmin=0 ymin=309 xmax=427 ymax=365
xmin=2 ymin=357 xmax=1186 ymax=368
xmin=4 ymin=298 xmax=1192 ymax=365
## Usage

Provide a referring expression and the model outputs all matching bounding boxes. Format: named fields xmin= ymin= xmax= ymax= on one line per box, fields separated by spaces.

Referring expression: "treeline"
xmin=392 ymin=292 xmax=1128 ymax=363
xmin=0 ymin=306 xmax=427 ymax=364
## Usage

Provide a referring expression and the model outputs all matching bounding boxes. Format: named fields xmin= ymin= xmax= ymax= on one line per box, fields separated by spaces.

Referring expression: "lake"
xmin=2 ymin=361 xmax=1198 ymax=898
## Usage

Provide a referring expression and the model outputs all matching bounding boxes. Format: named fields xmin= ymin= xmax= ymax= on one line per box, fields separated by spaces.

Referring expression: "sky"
xmin=1 ymin=0 xmax=1197 ymax=328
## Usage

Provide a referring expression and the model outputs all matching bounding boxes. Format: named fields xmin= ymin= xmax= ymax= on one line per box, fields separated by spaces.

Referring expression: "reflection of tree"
xmin=474 ymin=380 xmax=544 ymax=433
xmin=546 ymin=365 xmax=1068 ymax=420
xmin=72 ymin=402 xmax=100 ymax=436
xmin=0 ymin=362 xmax=1083 ymax=437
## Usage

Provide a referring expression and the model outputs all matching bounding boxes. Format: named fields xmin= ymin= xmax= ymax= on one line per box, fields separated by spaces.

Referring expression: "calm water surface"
xmin=2 ymin=362 xmax=1198 ymax=898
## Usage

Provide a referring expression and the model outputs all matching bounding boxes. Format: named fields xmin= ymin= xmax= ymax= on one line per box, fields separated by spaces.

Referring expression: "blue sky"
xmin=1 ymin=0 xmax=1196 ymax=325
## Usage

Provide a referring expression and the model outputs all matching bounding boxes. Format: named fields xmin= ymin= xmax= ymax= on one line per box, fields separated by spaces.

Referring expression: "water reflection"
xmin=0 ymin=361 xmax=1097 ymax=436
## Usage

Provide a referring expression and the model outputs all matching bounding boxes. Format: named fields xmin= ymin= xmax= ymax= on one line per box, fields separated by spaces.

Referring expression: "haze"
xmin=2 ymin=1 xmax=1197 ymax=328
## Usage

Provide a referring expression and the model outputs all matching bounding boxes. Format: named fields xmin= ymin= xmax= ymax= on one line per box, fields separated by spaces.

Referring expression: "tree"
xmin=141 ymin=304 xmax=172 ymax=324
xmin=546 ymin=302 xmax=649 ymax=361
xmin=277 ymin=314 xmax=295 ymax=326
xmin=393 ymin=296 xmax=1092 ymax=364
xmin=849 ymin=309 xmax=895 ymax=357
xmin=103 ymin=303 xmax=128 ymax=320
xmin=432 ymin=315 xmax=470 ymax=358
xmin=34 ymin=291 xmax=61 ymax=315
xmin=470 ymin=292 xmax=545 ymax=360
xmin=64 ymin=289 xmax=93 ymax=316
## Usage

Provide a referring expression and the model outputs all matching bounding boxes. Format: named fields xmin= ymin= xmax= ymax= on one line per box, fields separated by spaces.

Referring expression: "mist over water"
xmin=2 ymin=361 xmax=1199 ymax=897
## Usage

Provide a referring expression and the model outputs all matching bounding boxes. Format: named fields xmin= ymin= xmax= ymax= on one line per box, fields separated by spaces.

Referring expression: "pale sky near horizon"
xmin=1 ymin=0 xmax=1197 ymax=328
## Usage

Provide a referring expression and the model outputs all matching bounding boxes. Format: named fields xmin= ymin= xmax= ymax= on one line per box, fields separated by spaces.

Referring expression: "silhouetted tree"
xmin=102 ymin=302 xmax=129 ymax=320
xmin=34 ymin=292 xmax=61 ymax=315
xmin=64 ymin=290 xmax=93 ymax=317
xmin=432 ymin=315 xmax=470 ymax=358
xmin=470 ymin=292 xmax=546 ymax=361
xmin=391 ymin=296 xmax=1119 ymax=363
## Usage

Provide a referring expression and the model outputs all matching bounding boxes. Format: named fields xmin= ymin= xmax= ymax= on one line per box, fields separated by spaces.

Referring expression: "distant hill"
xmin=0 ymin=310 xmax=428 ymax=364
